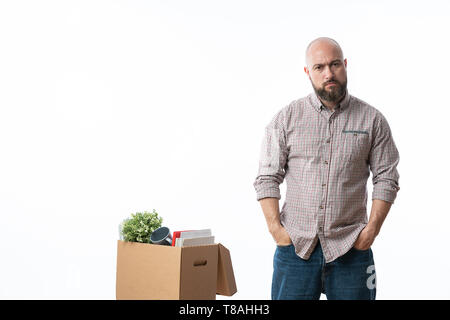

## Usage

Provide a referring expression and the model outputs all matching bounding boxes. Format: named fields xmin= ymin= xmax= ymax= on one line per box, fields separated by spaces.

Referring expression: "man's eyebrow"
xmin=313 ymin=59 xmax=342 ymax=67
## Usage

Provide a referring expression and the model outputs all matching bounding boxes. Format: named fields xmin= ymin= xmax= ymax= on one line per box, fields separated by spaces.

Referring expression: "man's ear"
xmin=304 ymin=66 xmax=309 ymax=77
xmin=304 ymin=66 xmax=312 ymax=81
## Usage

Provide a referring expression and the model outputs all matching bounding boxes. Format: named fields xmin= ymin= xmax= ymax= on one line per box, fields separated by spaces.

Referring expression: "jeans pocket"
xmin=277 ymin=243 xmax=294 ymax=249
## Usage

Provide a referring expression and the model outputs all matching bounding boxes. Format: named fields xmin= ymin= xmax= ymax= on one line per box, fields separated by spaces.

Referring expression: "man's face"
xmin=304 ymin=42 xmax=348 ymax=103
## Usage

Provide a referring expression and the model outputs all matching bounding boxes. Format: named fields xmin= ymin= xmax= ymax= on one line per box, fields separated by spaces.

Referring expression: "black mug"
xmin=150 ymin=226 xmax=172 ymax=246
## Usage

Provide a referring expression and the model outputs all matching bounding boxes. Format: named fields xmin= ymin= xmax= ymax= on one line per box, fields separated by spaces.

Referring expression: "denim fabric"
xmin=272 ymin=240 xmax=376 ymax=300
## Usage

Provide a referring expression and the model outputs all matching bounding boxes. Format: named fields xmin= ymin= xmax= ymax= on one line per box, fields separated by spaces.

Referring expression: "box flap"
xmin=216 ymin=243 xmax=237 ymax=296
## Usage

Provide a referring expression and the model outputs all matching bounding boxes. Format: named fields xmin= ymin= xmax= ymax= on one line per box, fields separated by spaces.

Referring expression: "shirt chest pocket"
xmin=341 ymin=131 xmax=370 ymax=161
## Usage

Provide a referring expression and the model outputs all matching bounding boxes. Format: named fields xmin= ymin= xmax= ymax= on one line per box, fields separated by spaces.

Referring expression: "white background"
xmin=0 ymin=0 xmax=449 ymax=300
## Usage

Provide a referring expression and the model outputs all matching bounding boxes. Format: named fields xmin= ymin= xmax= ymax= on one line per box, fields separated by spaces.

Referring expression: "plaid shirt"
xmin=253 ymin=89 xmax=400 ymax=263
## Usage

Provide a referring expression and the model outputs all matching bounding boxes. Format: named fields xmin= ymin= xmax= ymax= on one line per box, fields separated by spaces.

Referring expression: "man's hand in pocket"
xmin=271 ymin=224 xmax=292 ymax=246
xmin=353 ymin=225 xmax=376 ymax=250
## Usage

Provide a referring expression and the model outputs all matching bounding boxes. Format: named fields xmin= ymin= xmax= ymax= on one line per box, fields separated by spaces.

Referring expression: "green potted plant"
xmin=119 ymin=209 xmax=163 ymax=243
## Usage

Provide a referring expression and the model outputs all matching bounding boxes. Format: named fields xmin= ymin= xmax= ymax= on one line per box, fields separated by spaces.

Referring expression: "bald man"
xmin=253 ymin=37 xmax=400 ymax=300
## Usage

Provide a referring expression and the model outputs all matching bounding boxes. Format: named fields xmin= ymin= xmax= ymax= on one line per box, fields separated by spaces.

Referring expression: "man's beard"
xmin=312 ymin=79 xmax=347 ymax=102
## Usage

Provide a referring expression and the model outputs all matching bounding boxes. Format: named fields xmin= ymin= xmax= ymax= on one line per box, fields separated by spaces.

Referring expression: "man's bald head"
xmin=305 ymin=37 xmax=344 ymax=69
xmin=303 ymin=37 xmax=348 ymax=109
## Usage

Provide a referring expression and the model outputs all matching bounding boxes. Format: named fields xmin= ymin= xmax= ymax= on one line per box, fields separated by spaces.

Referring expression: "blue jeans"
xmin=272 ymin=240 xmax=376 ymax=300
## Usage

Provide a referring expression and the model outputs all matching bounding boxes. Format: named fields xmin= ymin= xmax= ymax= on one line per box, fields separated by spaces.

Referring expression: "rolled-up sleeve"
xmin=253 ymin=108 xmax=289 ymax=201
xmin=369 ymin=112 xmax=400 ymax=204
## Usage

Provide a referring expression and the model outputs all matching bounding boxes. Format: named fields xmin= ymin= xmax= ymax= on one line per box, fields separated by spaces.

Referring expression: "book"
xmin=173 ymin=229 xmax=214 ymax=247
xmin=179 ymin=229 xmax=211 ymax=239
xmin=171 ymin=230 xmax=193 ymax=247
xmin=175 ymin=236 xmax=215 ymax=247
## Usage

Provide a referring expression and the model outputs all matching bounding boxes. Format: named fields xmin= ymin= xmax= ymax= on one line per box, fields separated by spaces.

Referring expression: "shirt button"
xmin=319 ymin=205 xmax=324 ymax=209
xmin=322 ymin=183 xmax=326 ymax=187
xmin=326 ymin=138 xmax=330 ymax=143
xmin=324 ymin=161 xmax=328 ymax=165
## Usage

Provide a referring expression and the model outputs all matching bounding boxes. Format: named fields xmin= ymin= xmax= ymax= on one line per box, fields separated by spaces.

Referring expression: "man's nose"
xmin=323 ymin=65 xmax=334 ymax=79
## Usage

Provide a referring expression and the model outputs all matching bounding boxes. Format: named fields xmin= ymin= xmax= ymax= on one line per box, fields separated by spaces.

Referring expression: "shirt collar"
xmin=310 ymin=88 xmax=350 ymax=113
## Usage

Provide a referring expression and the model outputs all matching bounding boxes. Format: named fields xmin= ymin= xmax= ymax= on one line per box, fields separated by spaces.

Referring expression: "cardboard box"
xmin=116 ymin=240 xmax=237 ymax=300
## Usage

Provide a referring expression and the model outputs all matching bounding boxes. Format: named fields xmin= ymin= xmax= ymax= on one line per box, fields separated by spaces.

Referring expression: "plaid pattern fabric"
xmin=253 ymin=89 xmax=400 ymax=263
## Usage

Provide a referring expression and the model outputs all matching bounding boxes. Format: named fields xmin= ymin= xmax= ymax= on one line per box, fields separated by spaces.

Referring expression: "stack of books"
xmin=171 ymin=229 xmax=214 ymax=247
